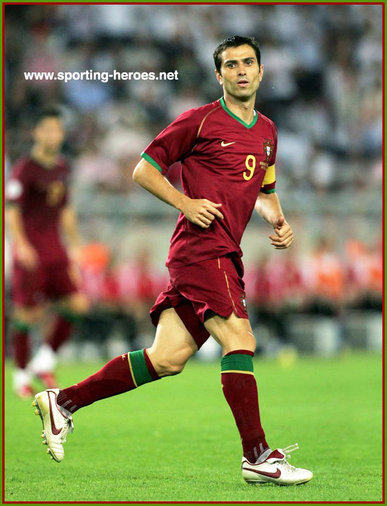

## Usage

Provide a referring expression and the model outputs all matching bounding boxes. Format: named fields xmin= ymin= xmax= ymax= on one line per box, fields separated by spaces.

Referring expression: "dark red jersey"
xmin=6 ymin=155 xmax=70 ymax=265
xmin=142 ymin=97 xmax=277 ymax=268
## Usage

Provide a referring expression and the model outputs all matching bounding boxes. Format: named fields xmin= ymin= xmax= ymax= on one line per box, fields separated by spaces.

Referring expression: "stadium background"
xmin=4 ymin=4 xmax=382 ymax=359
xmin=3 ymin=4 xmax=384 ymax=503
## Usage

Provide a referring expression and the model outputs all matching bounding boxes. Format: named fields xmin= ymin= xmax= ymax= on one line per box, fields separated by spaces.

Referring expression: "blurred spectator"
xmin=247 ymin=255 xmax=290 ymax=344
xmin=74 ymin=142 xmax=121 ymax=193
xmin=345 ymin=239 xmax=383 ymax=311
xmin=77 ymin=242 xmax=139 ymax=356
xmin=301 ymin=238 xmax=345 ymax=316
xmin=117 ymin=247 xmax=168 ymax=339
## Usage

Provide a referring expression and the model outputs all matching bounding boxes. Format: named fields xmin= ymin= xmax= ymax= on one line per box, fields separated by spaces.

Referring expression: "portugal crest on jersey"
xmin=263 ymin=139 xmax=274 ymax=163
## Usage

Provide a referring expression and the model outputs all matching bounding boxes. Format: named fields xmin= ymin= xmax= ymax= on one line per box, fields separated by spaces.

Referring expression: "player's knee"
xmin=221 ymin=332 xmax=256 ymax=356
xmin=66 ymin=293 xmax=90 ymax=315
xmin=152 ymin=356 xmax=186 ymax=377
xmin=14 ymin=306 xmax=42 ymax=326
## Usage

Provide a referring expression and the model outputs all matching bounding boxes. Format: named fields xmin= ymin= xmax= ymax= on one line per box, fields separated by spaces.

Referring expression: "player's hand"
xmin=68 ymin=245 xmax=81 ymax=265
xmin=67 ymin=246 xmax=83 ymax=286
xmin=16 ymin=241 xmax=39 ymax=270
xmin=269 ymin=216 xmax=294 ymax=249
xmin=181 ymin=198 xmax=224 ymax=229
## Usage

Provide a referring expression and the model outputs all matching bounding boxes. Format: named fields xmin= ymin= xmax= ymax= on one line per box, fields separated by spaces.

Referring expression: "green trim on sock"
xmin=57 ymin=308 xmax=81 ymax=323
xmin=221 ymin=353 xmax=254 ymax=373
xmin=12 ymin=320 xmax=31 ymax=333
xmin=129 ymin=350 xmax=153 ymax=386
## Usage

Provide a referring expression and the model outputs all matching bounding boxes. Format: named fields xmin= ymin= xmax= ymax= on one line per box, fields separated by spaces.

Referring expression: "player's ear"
xmin=215 ymin=69 xmax=223 ymax=85
xmin=32 ymin=126 xmax=40 ymax=142
xmin=258 ymin=64 xmax=264 ymax=82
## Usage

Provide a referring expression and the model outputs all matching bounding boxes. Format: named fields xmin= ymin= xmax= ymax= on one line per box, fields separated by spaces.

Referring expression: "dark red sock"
xmin=57 ymin=349 xmax=159 ymax=413
xmin=46 ymin=315 xmax=73 ymax=352
xmin=12 ymin=328 xmax=31 ymax=369
xmin=221 ymin=350 xmax=269 ymax=463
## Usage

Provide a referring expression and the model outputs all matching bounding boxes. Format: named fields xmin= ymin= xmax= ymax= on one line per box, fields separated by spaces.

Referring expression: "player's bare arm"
xmin=254 ymin=191 xmax=294 ymax=249
xmin=60 ymin=205 xmax=82 ymax=261
xmin=133 ymin=158 xmax=224 ymax=229
xmin=6 ymin=204 xmax=39 ymax=270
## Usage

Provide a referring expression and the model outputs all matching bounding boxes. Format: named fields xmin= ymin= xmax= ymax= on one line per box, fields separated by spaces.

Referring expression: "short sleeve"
xmin=141 ymin=109 xmax=201 ymax=175
xmin=269 ymin=123 xmax=278 ymax=166
xmin=62 ymin=160 xmax=70 ymax=206
xmin=5 ymin=159 xmax=30 ymax=205
xmin=261 ymin=123 xmax=277 ymax=194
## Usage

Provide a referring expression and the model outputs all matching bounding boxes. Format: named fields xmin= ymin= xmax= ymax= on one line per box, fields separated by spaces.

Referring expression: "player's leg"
xmin=204 ymin=312 xmax=312 ymax=485
xmin=33 ymin=307 xmax=198 ymax=462
xmin=28 ymin=264 xmax=89 ymax=388
xmin=52 ymin=291 xmax=89 ymax=359
xmin=146 ymin=307 xmax=198 ymax=375
xmin=172 ymin=254 xmax=312 ymax=485
xmin=10 ymin=304 xmax=45 ymax=397
xmin=204 ymin=312 xmax=269 ymax=462
xmin=52 ymin=291 xmax=90 ymax=354
xmin=169 ymin=256 xmax=269 ymax=463
xmin=56 ymin=306 xmax=197 ymax=411
xmin=9 ymin=260 xmax=47 ymax=397
xmin=61 ymin=290 xmax=90 ymax=316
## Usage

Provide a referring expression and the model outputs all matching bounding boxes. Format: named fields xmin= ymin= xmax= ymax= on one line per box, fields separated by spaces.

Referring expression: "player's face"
xmin=215 ymin=44 xmax=263 ymax=101
xmin=34 ymin=117 xmax=65 ymax=154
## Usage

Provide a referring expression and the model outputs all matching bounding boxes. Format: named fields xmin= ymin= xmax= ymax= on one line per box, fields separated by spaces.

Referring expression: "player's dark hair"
xmin=35 ymin=106 xmax=63 ymax=125
xmin=213 ymin=35 xmax=261 ymax=74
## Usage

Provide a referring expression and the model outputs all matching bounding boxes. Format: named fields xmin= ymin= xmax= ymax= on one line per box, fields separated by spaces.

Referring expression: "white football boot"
xmin=242 ymin=444 xmax=313 ymax=485
xmin=32 ymin=389 xmax=74 ymax=462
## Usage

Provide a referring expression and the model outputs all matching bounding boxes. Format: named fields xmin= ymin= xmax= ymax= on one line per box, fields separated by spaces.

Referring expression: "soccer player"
xmin=33 ymin=37 xmax=313 ymax=486
xmin=6 ymin=107 xmax=89 ymax=397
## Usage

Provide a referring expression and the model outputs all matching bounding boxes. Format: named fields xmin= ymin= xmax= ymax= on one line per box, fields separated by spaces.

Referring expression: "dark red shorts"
xmin=150 ymin=255 xmax=249 ymax=349
xmin=11 ymin=259 xmax=77 ymax=307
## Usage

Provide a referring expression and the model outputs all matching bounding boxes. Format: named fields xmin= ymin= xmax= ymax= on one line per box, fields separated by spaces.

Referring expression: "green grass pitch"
xmin=4 ymin=352 xmax=383 ymax=502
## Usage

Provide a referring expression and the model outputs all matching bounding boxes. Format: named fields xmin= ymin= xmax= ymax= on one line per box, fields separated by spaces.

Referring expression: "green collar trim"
xmin=219 ymin=97 xmax=258 ymax=129
xmin=31 ymin=153 xmax=58 ymax=171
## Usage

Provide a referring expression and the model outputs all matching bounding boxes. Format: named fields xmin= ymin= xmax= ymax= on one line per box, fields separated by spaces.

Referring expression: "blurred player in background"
xmin=6 ymin=107 xmax=89 ymax=398
xmin=33 ymin=37 xmax=312 ymax=486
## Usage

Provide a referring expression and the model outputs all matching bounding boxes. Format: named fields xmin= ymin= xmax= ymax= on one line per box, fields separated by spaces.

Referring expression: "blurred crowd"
xmin=5 ymin=4 xmax=382 ymax=197
xmin=4 ymin=4 xmax=383 ymax=351
xmin=4 ymin=231 xmax=382 ymax=354
xmin=69 ymin=235 xmax=381 ymax=350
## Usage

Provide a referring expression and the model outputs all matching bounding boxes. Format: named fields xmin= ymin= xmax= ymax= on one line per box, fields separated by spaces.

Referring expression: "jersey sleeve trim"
xmin=141 ymin=152 xmax=163 ymax=173
xmin=260 ymin=188 xmax=276 ymax=194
